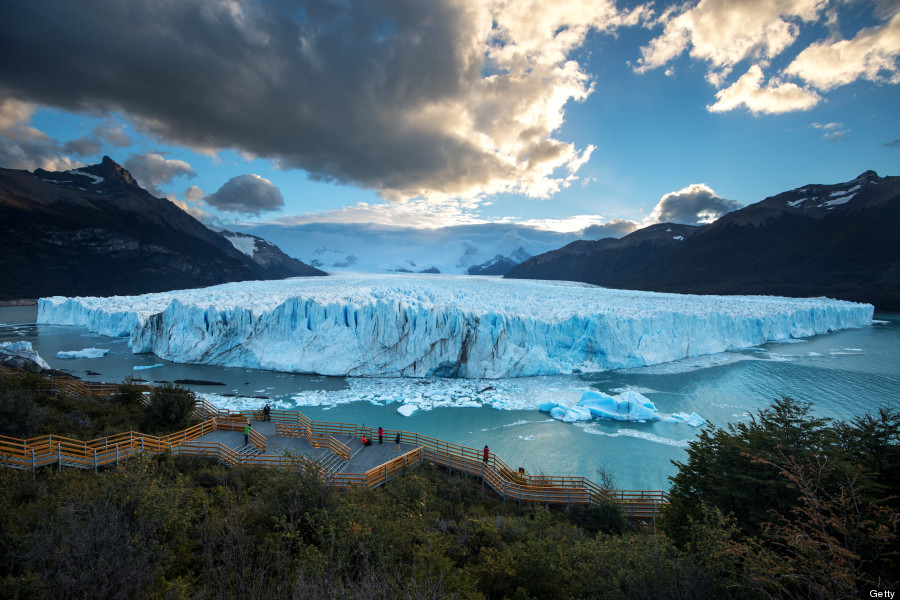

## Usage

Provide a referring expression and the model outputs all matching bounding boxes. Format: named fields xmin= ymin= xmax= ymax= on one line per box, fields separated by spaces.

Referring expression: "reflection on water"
xmin=2 ymin=305 xmax=897 ymax=490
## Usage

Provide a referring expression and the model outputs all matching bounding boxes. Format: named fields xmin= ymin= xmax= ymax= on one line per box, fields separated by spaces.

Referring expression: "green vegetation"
xmin=142 ymin=382 xmax=197 ymax=434
xmin=0 ymin=377 xmax=897 ymax=598
xmin=0 ymin=376 xmax=196 ymax=439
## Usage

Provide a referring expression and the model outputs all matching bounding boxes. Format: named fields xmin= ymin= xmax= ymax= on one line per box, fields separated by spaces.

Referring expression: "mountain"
xmin=231 ymin=222 xmax=589 ymax=275
xmin=505 ymin=223 xmax=700 ymax=281
xmin=467 ymin=247 xmax=532 ymax=275
xmin=0 ymin=156 xmax=324 ymax=300
xmin=216 ymin=229 xmax=323 ymax=279
xmin=507 ymin=171 xmax=900 ymax=311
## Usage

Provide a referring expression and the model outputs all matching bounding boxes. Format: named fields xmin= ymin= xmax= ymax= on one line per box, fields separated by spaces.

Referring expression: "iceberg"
xmin=578 ymin=390 xmax=660 ymax=422
xmin=0 ymin=341 xmax=51 ymax=371
xmin=668 ymin=412 xmax=707 ymax=427
xmin=37 ymin=273 xmax=874 ymax=379
xmin=56 ymin=347 xmax=109 ymax=359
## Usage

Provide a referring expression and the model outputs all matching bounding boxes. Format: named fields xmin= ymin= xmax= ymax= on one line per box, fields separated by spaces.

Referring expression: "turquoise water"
xmin=2 ymin=306 xmax=897 ymax=491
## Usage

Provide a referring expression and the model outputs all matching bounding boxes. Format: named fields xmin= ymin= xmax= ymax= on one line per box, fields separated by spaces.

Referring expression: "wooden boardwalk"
xmin=196 ymin=421 xmax=416 ymax=473
xmin=0 ymin=366 xmax=667 ymax=518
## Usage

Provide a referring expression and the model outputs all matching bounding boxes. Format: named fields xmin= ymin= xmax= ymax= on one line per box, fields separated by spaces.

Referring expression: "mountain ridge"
xmin=0 ymin=157 xmax=324 ymax=300
xmin=506 ymin=171 xmax=900 ymax=311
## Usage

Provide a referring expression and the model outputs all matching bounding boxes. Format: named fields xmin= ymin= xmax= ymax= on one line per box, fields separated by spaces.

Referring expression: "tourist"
xmin=263 ymin=404 xmax=271 ymax=422
xmin=483 ymin=445 xmax=489 ymax=464
xmin=395 ymin=433 xmax=401 ymax=452
xmin=378 ymin=426 xmax=384 ymax=444
xmin=244 ymin=423 xmax=251 ymax=446
xmin=361 ymin=434 xmax=372 ymax=447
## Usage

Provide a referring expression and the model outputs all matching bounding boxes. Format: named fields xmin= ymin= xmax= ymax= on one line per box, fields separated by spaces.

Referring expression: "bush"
xmin=142 ymin=383 xmax=195 ymax=433
xmin=112 ymin=379 xmax=145 ymax=406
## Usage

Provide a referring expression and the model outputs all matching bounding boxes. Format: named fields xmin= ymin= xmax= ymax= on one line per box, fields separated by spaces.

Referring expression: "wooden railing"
xmin=275 ymin=423 xmax=351 ymax=461
xmin=223 ymin=410 xmax=668 ymax=517
xmin=0 ymin=371 xmax=667 ymax=517
xmin=0 ymin=365 xmax=148 ymax=401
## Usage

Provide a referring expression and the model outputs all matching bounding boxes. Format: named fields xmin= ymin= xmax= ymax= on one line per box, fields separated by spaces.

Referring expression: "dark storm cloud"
xmin=0 ymin=0 xmax=504 ymax=197
xmin=649 ymin=184 xmax=742 ymax=225
xmin=206 ymin=174 xmax=284 ymax=215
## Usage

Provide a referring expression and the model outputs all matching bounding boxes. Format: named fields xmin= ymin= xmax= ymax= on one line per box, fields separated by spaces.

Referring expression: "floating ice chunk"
xmin=538 ymin=401 xmax=563 ymax=412
xmin=561 ymin=406 xmax=593 ymax=422
xmin=549 ymin=406 xmax=567 ymax=420
xmin=397 ymin=404 xmax=418 ymax=417
xmin=577 ymin=389 xmax=660 ymax=421
xmin=0 ymin=341 xmax=51 ymax=371
xmin=57 ymin=347 xmax=109 ymax=359
xmin=668 ymin=412 xmax=707 ymax=427
xmin=133 ymin=363 xmax=164 ymax=370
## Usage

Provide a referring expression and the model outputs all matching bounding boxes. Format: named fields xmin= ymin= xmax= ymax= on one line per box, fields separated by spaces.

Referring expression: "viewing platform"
xmin=0 ymin=366 xmax=667 ymax=518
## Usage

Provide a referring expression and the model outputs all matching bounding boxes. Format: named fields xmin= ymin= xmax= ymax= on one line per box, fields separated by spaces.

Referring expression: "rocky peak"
xmin=81 ymin=155 xmax=139 ymax=187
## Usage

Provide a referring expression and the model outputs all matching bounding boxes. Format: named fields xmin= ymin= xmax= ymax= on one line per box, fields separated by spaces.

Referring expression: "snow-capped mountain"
xmin=216 ymin=229 xmax=322 ymax=278
xmin=0 ymin=157 xmax=323 ymax=300
xmin=508 ymin=171 xmax=900 ymax=311
xmin=231 ymin=222 xmax=586 ymax=275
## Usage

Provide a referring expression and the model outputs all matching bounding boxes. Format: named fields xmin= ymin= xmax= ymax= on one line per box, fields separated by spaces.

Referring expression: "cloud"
xmin=646 ymin=183 xmax=741 ymax=225
xmin=707 ymin=65 xmax=820 ymax=114
xmin=784 ymin=11 xmax=900 ymax=91
xmin=94 ymin=120 xmax=132 ymax=147
xmin=123 ymin=153 xmax=196 ymax=196
xmin=0 ymin=97 xmax=80 ymax=171
xmin=581 ymin=219 xmax=640 ymax=239
xmin=206 ymin=174 xmax=284 ymax=215
xmin=636 ymin=0 xmax=827 ymax=84
xmin=0 ymin=0 xmax=646 ymax=203
xmin=62 ymin=136 xmax=102 ymax=157
xmin=636 ymin=0 xmax=900 ymax=114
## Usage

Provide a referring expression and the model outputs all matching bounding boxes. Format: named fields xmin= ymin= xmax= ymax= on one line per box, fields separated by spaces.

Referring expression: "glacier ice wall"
xmin=37 ymin=274 xmax=874 ymax=378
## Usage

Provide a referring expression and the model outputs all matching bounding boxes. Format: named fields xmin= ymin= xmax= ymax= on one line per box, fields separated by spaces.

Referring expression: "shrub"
xmin=112 ymin=379 xmax=145 ymax=406
xmin=142 ymin=383 xmax=195 ymax=433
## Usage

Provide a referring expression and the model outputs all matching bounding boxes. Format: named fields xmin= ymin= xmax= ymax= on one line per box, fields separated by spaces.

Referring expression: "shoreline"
xmin=0 ymin=299 xmax=38 ymax=307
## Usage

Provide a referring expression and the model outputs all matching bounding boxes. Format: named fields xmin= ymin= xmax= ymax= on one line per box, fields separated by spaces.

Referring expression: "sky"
xmin=1 ymin=0 xmax=898 ymax=237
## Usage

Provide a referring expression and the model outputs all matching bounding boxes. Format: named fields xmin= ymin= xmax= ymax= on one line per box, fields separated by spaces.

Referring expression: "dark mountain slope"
xmin=505 ymin=223 xmax=700 ymax=284
xmin=507 ymin=171 xmax=900 ymax=310
xmin=617 ymin=172 xmax=900 ymax=308
xmin=0 ymin=157 xmax=324 ymax=300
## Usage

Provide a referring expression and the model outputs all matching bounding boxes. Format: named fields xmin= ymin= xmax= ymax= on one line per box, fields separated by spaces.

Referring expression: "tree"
xmin=142 ymin=383 xmax=195 ymax=433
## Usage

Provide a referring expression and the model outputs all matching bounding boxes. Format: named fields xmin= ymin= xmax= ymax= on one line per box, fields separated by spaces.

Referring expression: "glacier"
xmin=37 ymin=273 xmax=873 ymax=379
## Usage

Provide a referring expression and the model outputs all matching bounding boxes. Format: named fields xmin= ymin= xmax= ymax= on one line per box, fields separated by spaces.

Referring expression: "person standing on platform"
xmin=395 ymin=433 xmax=401 ymax=452
xmin=483 ymin=445 xmax=489 ymax=464
xmin=244 ymin=423 xmax=251 ymax=446
xmin=263 ymin=404 xmax=271 ymax=422
xmin=378 ymin=427 xmax=384 ymax=444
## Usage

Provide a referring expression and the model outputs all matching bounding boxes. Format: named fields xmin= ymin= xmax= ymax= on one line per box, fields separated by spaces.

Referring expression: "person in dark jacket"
xmin=395 ymin=433 xmax=401 ymax=452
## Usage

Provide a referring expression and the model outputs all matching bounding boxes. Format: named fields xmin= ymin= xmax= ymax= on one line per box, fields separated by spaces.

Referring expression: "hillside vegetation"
xmin=0 ymin=378 xmax=897 ymax=599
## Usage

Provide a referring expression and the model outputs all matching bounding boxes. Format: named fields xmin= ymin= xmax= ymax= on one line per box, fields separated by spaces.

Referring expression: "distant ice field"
xmin=37 ymin=273 xmax=874 ymax=378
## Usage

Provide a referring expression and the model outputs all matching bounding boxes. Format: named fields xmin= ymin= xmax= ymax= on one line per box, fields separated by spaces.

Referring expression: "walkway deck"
xmin=197 ymin=421 xmax=414 ymax=473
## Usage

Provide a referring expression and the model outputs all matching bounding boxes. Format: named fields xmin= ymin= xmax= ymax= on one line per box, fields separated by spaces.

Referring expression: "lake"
xmin=2 ymin=305 xmax=897 ymax=491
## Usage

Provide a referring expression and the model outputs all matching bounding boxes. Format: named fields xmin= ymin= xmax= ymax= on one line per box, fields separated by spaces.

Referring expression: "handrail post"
xmin=57 ymin=442 xmax=61 ymax=472
xmin=94 ymin=449 xmax=98 ymax=473
xmin=115 ymin=444 xmax=119 ymax=467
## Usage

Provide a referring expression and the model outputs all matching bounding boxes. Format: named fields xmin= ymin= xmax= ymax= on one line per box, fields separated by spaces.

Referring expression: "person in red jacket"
xmin=483 ymin=445 xmax=489 ymax=464
xmin=378 ymin=426 xmax=384 ymax=444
